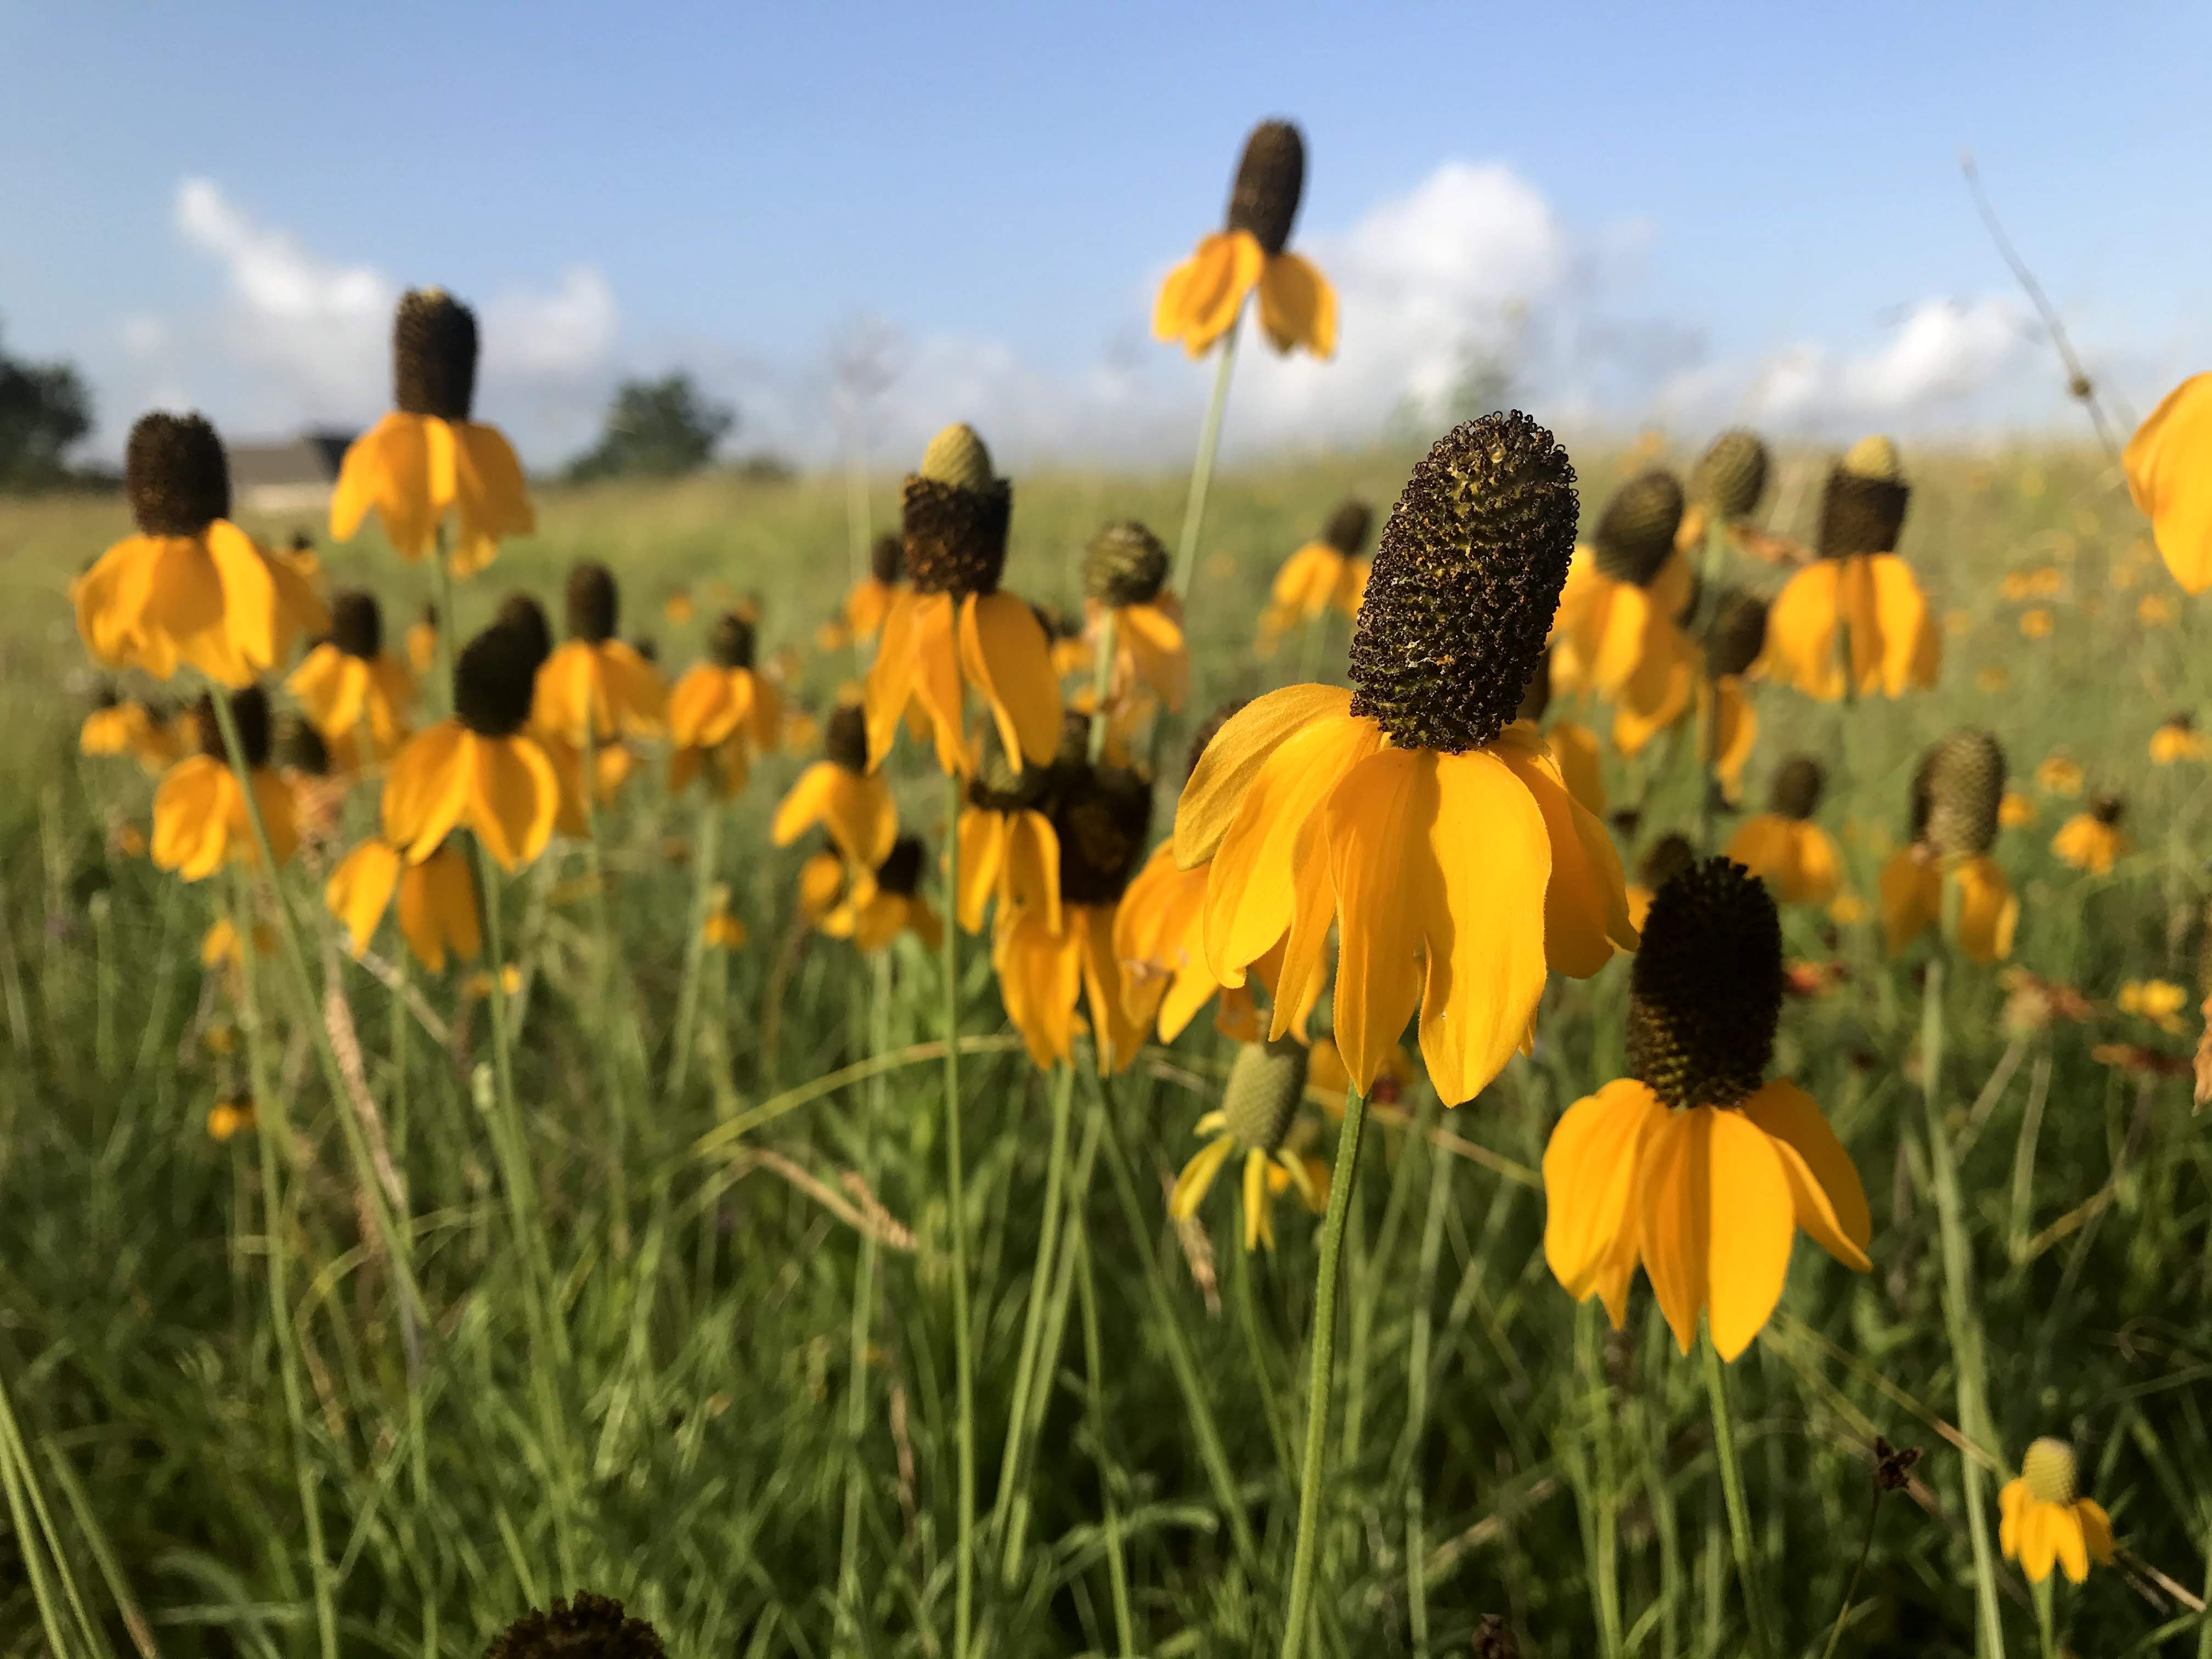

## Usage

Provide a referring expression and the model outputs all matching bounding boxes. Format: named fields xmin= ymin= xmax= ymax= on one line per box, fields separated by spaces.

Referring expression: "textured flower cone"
xmin=1818 ymin=436 xmax=1910 ymax=558
xmin=1914 ymin=728 xmax=2006 ymax=858
xmin=484 ymin=1591 xmax=666 ymax=1659
xmin=1222 ymin=1034 xmax=1308 ymax=1153
xmin=1085 ymin=520 xmax=1171 ymax=608
xmin=1085 ymin=519 xmax=1186 ymax=709
xmin=1593 ymin=471 xmax=1688 ymax=585
xmin=1703 ymin=589 xmax=1769 ymax=681
xmin=1689 ymin=430 xmax=1770 ymax=522
xmin=1883 ymin=730 xmax=2015 ymax=960
xmin=1169 ymin=1034 xmax=1325 ymax=1250
xmin=2000 ymin=1437 xmax=2115 ymax=1585
xmin=1227 ymin=120 xmax=1305 ymax=255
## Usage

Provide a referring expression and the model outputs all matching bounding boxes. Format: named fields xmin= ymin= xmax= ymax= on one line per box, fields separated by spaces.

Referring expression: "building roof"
xmin=228 ymin=431 xmax=355 ymax=491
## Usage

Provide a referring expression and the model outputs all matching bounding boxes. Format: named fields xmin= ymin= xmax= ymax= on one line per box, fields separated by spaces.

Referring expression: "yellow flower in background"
xmin=955 ymin=735 xmax=1062 ymax=936
xmin=533 ymin=563 xmax=668 ymax=744
xmin=772 ymin=706 xmax=898 ymax=870
xmin=407 ymin=603 xmax=440 ymax=677
xmin=1083 ymin=521 xmax=1188 ymax=712
xmin=864 ymin=425 xmax=1062 ymax=775
xmin=2018 ymin=607 xmax=2054 ymax=640
xmin=325 ymin=837 xmax=480 ymax=972
xmin=1999 ymin=790 xmax=2036 ymax=828
xmin=1154 ymin=120 xmax=1335 ymax=359
xmin=2151 ymin=714 xmax=2211 ymax=764
xmin=200 ymin=916 xmax=276 ymax=971
xmin=73 ymin=414 xmax=329 ymax=687
xmin=668 ymin=613 xmax=783 ymax=797
xmin=1726 ymin=758 xmax=1841 ymax=906
xmin=1514 ymin=649 xmax=1615 ymax=818
xmin=2124 ymin=372 xmax=2212 ymax=592
xmin=1182 ymin=416 xmax=1633 ymax=1105
xmin=844 ymin=534 xmax=906 ymax=644
xmin=382 ymin=624 xmax=559 ymax=873
xmin=1551 ymin=471 xmax=1697 ymax=716
xmin=662 ymin=589 xmax=694 ymax=625
xmin=2117 ymin=978 xmax=2188 ymax=1034
xmin=1880 ymin=731 xmax=2017 ymax=963
xmin=821 ymin=837 xmax=943 ymax=954
xmin=1170 ymin=1039 xmax=1330 ymax=1252
xmin=1827 ymin=890 xmax=1869 ymax=927
xmin=1542 ymin=860 xmax=1870 ymax=1359
xmin=2035 ymin=754 xmax=2084 ymax=797
xmin=330 ymin=289 xmax=533 ymax=575
xmin=80 ymin=689 xmax=180 ymax=774
xmin=206 ymin=1098 xmax=257 ymax=1142
xmin=464 ymin=964 xmax=523 ymax=1001
xmin=701 ymin=884 xmax=748 ymax=951
xmin=286 ymin=590 xmax=416 ymax=756
xmin=1999 ymin=1439 xmax=2114 ymax=1586
xmin=2051 ymin=796 xmax=2129 ymax=874
xmin=1258 ymin=500 xmax=1372 ymax=651
xmin=1759 ymin=438 xmax=1940 ymax=700
xmin=2138 ymin=593 xmax=2179 ymax=627
xmin=152 ymin=690 xmax=299 ymax=882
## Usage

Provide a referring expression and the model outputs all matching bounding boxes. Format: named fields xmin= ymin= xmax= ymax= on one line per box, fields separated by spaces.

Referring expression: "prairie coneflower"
xmin=1542 ymin=858 xmax=1871 ymax=1358
xmin=1169 ymin=1037 xmax=1331 ymax=1251
xmin=534 ymin=563 xmax=668 ymax=744
xmin=2124 ymin=373 xmax=2212 ymax=592
xmin=325 ymin=837 xmax=479 ymax=972
xmin=483 ymin=1591 xmax=667 ymax=1659
xmin=1999 ymin=1438 xmax=2114 ymax=1586
xmin=772 ymin=705 xmax=898 ymax=870
xmin=286 ymin=590 xmax=415 ymax=755
xmin=330 ymin=289 xmax=533 ymax=574
xmin=1677 ymin=430 xmax=1773 ymax=552
xmin=1259 ymin=500 xmax=1373 ymax=651
xmin=1880 ymin=730 xmax=2018 ymax=962
xmin=2151 ymin=713 xmax=2211 ymax=764
xmin=1553 ymin=470 xmax=1699 ymax=741
xmin=955 ymin=731 xmax=1061 ymax=935
xmin=1692 ymin=589 xmax=1769 ymax=804
xmin=844 ymin=533 xmax=905 ymax=642
xmin=668 ymin=613 xmax=783 ymax=797
xmin=1153 ymin=119 xmax=1335 ymax=360
xmin=864 ymin=424 xmax=1062 ymax=774
xmin=2117 ymin=977 xmax=2189 ymax=1034
xmin=381 ymin=623 xmax=560 ymax=872
xmin=73 ymin=414 xmax=329 ymax=686
xmin=1180 ymin=413 xmax=1635 ymax=1104
xmin=822 ymin=835 xmax=943 ymax=953
xmin=2035 ymin=753 xmax=2084 ymax=797
xmin=1084 ymin=520 xmax=1187 ymax=712
xmin=79 ymin=686 xmax=179 ymax=773
xmin=1726 ymin=758 xmax=1841 ymax=906
xmin=1759 ymin=437 xmax=1940 ymax=699
xmin=152 ymin=687 xmax=298 ymax=881
xmin=2052 ymin=794 xmax=2129 ymax=874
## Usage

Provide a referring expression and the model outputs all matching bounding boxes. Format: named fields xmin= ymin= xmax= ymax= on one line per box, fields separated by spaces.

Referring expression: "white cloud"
xmin=117 ymin=314 xmax=167 ymax=357
xmin=1840 ymin=297 xmax=2028 ymax=408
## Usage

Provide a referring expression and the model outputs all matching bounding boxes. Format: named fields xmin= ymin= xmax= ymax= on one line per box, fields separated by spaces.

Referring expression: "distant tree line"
xmin=0 ymin=320 xmax=95 ymax=491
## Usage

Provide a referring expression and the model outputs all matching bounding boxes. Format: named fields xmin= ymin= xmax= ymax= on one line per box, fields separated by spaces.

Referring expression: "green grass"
xmin=2 ymin=437 xmax=2210 ymax=1657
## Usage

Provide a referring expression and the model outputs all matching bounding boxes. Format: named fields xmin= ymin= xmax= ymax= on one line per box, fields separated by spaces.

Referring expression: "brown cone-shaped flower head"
xmin=454 ymin=623 xmax=540 ymax=738
xmin=1185 ymin=698 xmax=1248 ymax=781
xmin=904 ymin=424 xmax=1012 ymax=597
xmin=330 ymin=590 xmax=383 ymax=659
xmin=565 ymin=562 xmax=618 ymax=644
xmin=127 ymin=413 xmax=231 ymax=535
xmin=1689 ymin=430 xmax=1771 ymax=520
xmin=875 ymin=834 xmax=927 ymax=899
xmin=1627 ymin=857 xmax=1783 ymax=1111
xmin=1322 ymin=499 xmax=1373 ymax=556
xmin=483 ymin=1590 xmax=667 ymax=1659
xmin=496 ymin=592 xmax=554 ymax=672
xmin=1703 ymin=588 xmax=1769 ymax=679
xmin=393 ymin=288 xmax=478 ymax=421
xmin=1592 ymin=470 xmax=1686 ymax=585
xmin=1225 ymin=120 xmax=1306 ymax=256
xmin=195 ymin=684 xmax=273 ymax=768
xmin=1084 ymin=520 xmax=1171 ymax=607
xmin=1052 ymin=761 xmax=1152 ymax=905
xmin=2021 ymin=1437 xmax=2080 ymax=1507
xmin=2090 ymin=793 xmax=2125 ymax=826
xmin=276 ymin=713 xmax=330 ymax=776
xmin=1819 ymin=436 xmax=1910 ymax=557
xmin=870 ymin=531 xmax=904 ymax=585
xmin=707 ymin=612 xmax=755 ymax=669
xmin=823 ymin=704 xmax=871 ymax=774
xmin=1911 ymin=729 xmax=2005 ymax=856
xmin=1637 ymin=831 xmax=1697 ymax=891
xmin=1222 ymin=1034 xmax=1310 ymax=1153
xmin=1346 ymin=413 xmax=1579 ymax=754
xmin=1770 ymin=756 xmax=1825 ymax=821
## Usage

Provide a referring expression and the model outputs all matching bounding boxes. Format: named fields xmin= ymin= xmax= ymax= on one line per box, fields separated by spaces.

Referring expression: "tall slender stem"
xmin=1074 ymin=1223 xmax=1136 ymax=1658
xmin=1277 ymin=1084 xmax=1369 ymax=1659
xmin=991 ymin=1061 xmax=1075 ymax=1566
xmin=1819 ymin=1485 xmax=1885 ymax=1659
xmin=667 ymin=791 xmax=724 ymax=1099
xmin=941 ymin=769 xmax=975 ymax=1659
xmin=1702 ymin=1335 xmax=1771 ymax=1659
xmin=838 ymin=950 xmax=893 ymax=1643
xmin=1171 ymin=312 xmax=1243 ymax=602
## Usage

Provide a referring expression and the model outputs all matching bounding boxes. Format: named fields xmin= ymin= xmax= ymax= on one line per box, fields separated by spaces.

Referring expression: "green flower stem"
xmin=990 ymin=1060 xmax=1076 ymax=1566
xmin=667 ymin=787 xmax=725 ymax=1099
xmin=941 ymin=768 xmax=977 ymax=1659
xmin=838 ymin=949 xmax=894 ymax=1643
xmin=1170 ymin=311 xmax=1244 ymax=603
xmin=577 ymin=720 xmax=635 ymax=1260
xmin=1086 ymin=610 xmax=1120 ymax=765
xmin=0 ymin=1362 xmax=105 ymax=1658
xmin=1819 ymin=1483 xmax=1886 ymax=1659
xmin=430 ymin=543 xmax=462 ymax=719
xmin=1701 ymin=1333 xmax=1772 ymax=1659
xmin=1073 ymin=1221 xmax=1137 ymax=1659
xmin=1578 ymin=1307 xmax=1625 ymax=1659
xmin=1277 ymin=1083 xmax=1370 ymax=1659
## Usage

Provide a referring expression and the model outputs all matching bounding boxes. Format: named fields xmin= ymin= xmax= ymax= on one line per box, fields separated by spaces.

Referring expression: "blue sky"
xmin=4 ymin=1 xmax=2207 ymax=465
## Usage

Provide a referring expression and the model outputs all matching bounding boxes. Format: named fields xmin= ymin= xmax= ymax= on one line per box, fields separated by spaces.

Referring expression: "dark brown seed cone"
xmin=127 ymin=413 xmax=231 ymax=535
xmin=276 ymin=714 xmax=330 ymax=776
xmin=392 ymin=288 xmax=478 ymax=421
xmin=91 ymin=681 xmax=120 ymax=711
xmin=454 ymin=625 xmax=540 ymax=738
xmin=1626 ymin=858 xmax=1782 ymax=1112
xmin=1637 ymin=831 xmax=1696 ymax=891
xmin=1225 ymin=119 xmax=1306 ymax=256
xmin=707 ymin=612 xmax=755 ymax=670
xmin=1770 ymin=756 xmax=1825 ymax=821
xmin=1911 ymin=729 xmax=2005 ymax=857
xmin=1084 ymin=520 xmax=1171 ymax=607
xmin=823 ymin=704 xmax=870 ymax=774
xmin=565 ymin=563 xmax=618 ymax=644
xmin=1222 ymin=1035 xmax=1310 ymax=1154
xmin=1592 ymin=470 xmax=1685 ymax=585
xmin=1689 ymin=430 xmax=1770 ymax=520
xmin=1517 ymin=647 xmax=1553 ymax=724
xmin=330 ymin=590 xmax=383 ymax=659
xmin=1346 ymin=413 xmax=1579 ymax=755
xmin=1818 ymin=444 xmax=1910 ymax=558
xmin=968 ymin=727 xmax=1049 ymax=812
xmin=483 ymin=1590 xmax=667 ymax=1659
xmin=902 ymin=475 xmax=1013 ymax=597
xmin=2091 ymin=793 xmax=2125 ymax=827
xmin=1322 ymin=499 xmax=1374 ymax=556
xmin=495 ymin=593 xmax=553 ymax=673
xmin=1185 ymin=699 xmax=1248 ymax=781
xmin=1052 ymin=763 xmax=1153 ymax=905
xmin=1702 ymin=588 xmax=1769 ymax=679
xmin=870 ymin=531 xmax=904 ymax=585
xmin=419 ymin=600 xmax=439 ymax=629
xmin=194 ymin=685 xmax=273 ymax=768
xmin=875 ymin=834 xmax=926 ymax=899
xmin=1472 ymin=1616 xmax=1522 ymax=1659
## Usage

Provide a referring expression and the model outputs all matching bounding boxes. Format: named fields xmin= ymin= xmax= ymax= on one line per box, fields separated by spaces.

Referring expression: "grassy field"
xmin=1 ymin=432 xmax=2209 ymax=1658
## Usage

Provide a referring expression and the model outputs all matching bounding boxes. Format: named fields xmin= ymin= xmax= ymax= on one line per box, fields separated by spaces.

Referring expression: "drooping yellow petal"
xmin=2125 ymin=373 xmax=2212 ymax=593
xmin=1118 ymin=600 xmax=1189 ymax=712
xmin=1999 ymin=1477 xmax=2028 ymax=1560
xmin=992 ymin=906 xmax=1081 ymax=1070
xmin=1076 ymin=904 xmax=1142 ymax=1075
xmin=599 ymin=640 xmax=669 ymax=737
xmin=1256 ymin=251 xmax=1336 ymax=359
xmin=1709 ymin=678 xmax=1756 ymax=802
xmin=201 ymin=520 xmax=281 ymax=675
xmin=1242 ymin=1148 xmax=1269 ymax=1250
xmin=1491 ymin=727 xmax=1634 ymax=978
xmin=1738 ymin=1080 xmax=1871 ymax=1270
xmin=2018 ymin=1503 xmax=2059 ymax=1584
xmin=955 ymin=808 xmax=1005 ymax=934
xmin=326 ymin=839 xmax=401 ymax=957
xmin=1176 ymin=683 xmax=1356 ymax=870
xmin=382 ymin=722 xmax=473 ymax=857
xmin=1637 ymin=1105 xmax=1798 ymax=1359
xmin=1543 ymin=1078 xmax=1667 ymax=1325
xmin=1878 ymin=848 xmax=1941 ymax=957
xmin=400 ymin=843 xmax=479 ymax=970
xmin=1005 ymin=808 xmax=1063 ymax=938
xmin=1165 ymin=232 xmax=1265 ymax=357
xmin=1951 ymin=855 xmax=2018 ymax=963
xmin=1864 ymin=554 xmax=1939 ymax=695
xmin=2076 ymin=1499 xmax=2115 ymax=1567
xmin=152 ymin=756 xmax=232 ymax=881
xmin=1271 ymin=545 xmax=1345 ymax=618
xmin=1759 ymin=561 xmax=1844 ymax=699
xmin=469 ymin=734 xmax=557 ymax=872
xmin=959 ymin=591 xmax=1063 ymax=770
xmin=450 ymin=420 xmax=534 ymax=573
xmin=1546 ymin=720 xmax=1607 ymax=818
xmin=1169 ymin=1135 xmax=1237 ymax=1220
xmin=901 ymin=591 xmax=968 ymax=774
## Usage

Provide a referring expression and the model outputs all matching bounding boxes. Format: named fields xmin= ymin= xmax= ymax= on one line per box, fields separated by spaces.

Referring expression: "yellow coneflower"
xmin=662 ymin=588 xmax=694 ymax=625
xmin=1999 ymin=1439 xmax=2115 ymax=1587
xmin=330 ymin=289 xmax=533 ymax=575
xmin=2019 ymin=607 xmax=2054 ymax=640
xmin=406 ymin=602 xmax=439 ymax=677
xmin=844 ymin=534 xmax=906 ymax=643
xmin=864 ymin=424 xmax=1062 ymax=775
xmin=993 ymin=759 xmax=1152 ymax=1075
xmin=1551 ymin=471 xmax=1697 ymax=728
xmin=325 ymin=837 xmax=479 ymax=971
xmin=1035 ymin=604 xmax=1090 ymax=680
xmin=822 ymin=836 xmax=943 ymax=953
xmin=1880 ymin=730 xmax=2018 ymax=962
xmin=1625 ymin=833 xmax=1696 ymax=934
xmin=206 ymin=1098 xmax=257 ymax=1142
xmin=668 ymin=613 xmax=783 ymax=797
xmin=1542 ymin=859 xmax=1870 ymax=1358
xmin=1181 ymin=414 xmax=1635 ymax=1104
xmin=1084 ymin=520 xmax=1187 ymax=711
xmin=1694 ymin=589 xmax=1769 ymax=805
xmin=79 ymin=686 xmax=179 ymax=774
xmin=286 ymin=589 xmax=415 ymax=755
xmin=1170 ymin=1037 xmax=1332 ymax=1251
xmin=533 ymin=563 xmax=667 ymax=744
xmin=2124 ymin=373 xmax=2212 ymax=592
xmin=152 ymin=688 xmax=298 ymax=882
xmin=1999 ymin=789 xmax=2036 ymax=829
xmin=1153 ymin=119 xmax=1335 ymax=360
xmin=796 ymin=847 xmax=848 ymax=925
xmin=2052 ymin=794 xmax=2129 ymax=874
xmin=701 ymin=883 xmax=748 ymax=950
xmin=2151 ymin=713 xmax=2210 ymax=764
xmin=772 ymin=705 xmax=897 ymax=870
xmin=2036 ymin=753 xmax=2084 ymax=797
xmin=1259 ymin=500 xmax=1373 ymax=652
xmin=1726 ymin=757 xmax=1841 ymax=906
xmin=73 ymin=413 xmax=329 ymax=686
xmin=1759 ymin=438 xmax=1941 ymax=699
xmin=955 ymin=732 xmax=1062 ymax=936
xmin=2117 ymin=977 xmax=2188 ymax=1034
xmin=381 ymin=622 xmax=559 ymax=872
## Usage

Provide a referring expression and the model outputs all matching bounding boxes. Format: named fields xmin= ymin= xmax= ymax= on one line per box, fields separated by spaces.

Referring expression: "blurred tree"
xmin=568 ymin=373 xmax=735 ymax=481
xmin=0 ymin=321 xmax=93 ymax=490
